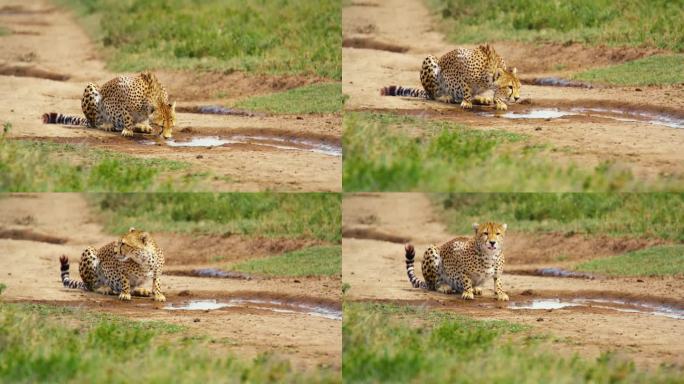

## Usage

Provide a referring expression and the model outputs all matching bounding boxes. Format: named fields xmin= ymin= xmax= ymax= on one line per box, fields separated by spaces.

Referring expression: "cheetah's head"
xmin=473 ymin=222 xmax=507 ymax=255
xmin=118 ymin=227 xmax=154 ymax=264
xmin=152 ymin=101 xmax=176 ymax=140
xmin=493 ymin=67 xmax=521 ymax=103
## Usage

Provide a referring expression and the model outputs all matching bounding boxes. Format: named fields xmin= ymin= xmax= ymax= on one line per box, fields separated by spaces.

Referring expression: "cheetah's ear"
xmin=140 ymin=232 xmax=149 ymax=245
xmin=502 ymin=223 xmax=508 ymax=231
xmin=472 ymin=223 xmax=479 ymax=232
xmin=492 ymin=68 xmax=503 ymax=81
xmin=169 ymin=101 xmax=176 ymax=110
xmin=129 ymin=227 xmax=136 ymax=232
xmin=511 ymin=67 xmax=517 ymax=75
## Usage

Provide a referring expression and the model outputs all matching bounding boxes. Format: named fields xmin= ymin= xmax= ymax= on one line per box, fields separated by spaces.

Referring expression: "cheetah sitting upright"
xmin=43 ymin=72 xmax=176 ymax=139
xmin=405 ymin=222 xmax=509 ymax=301
xmin=59 ymin=227 xmax=166 ymax=302
xmin=381 ymin=44 xmax=521 ymax=111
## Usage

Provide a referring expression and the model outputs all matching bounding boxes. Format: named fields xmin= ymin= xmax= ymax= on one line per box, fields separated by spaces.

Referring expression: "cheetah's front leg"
xmin=459 ymin=84 xmax=473 ymax=110
xmin=118 ymin=277 xmax=132 ymax=301
xmin=152 ymin=273 xmax=165 ymax=302
xmin=493 ymin=276 xmax=508 ymax=301
xmin=459 ymin=274 xmax=475 ymax=300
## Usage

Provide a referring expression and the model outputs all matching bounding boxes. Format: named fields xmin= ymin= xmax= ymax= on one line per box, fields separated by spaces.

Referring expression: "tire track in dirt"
xmin=342 ymin=193 xmax=684 ymax=369
xmin=0 ymin=194 xmax=341 ymax=372
xmin=342 ymin=0 xmax=684 ymax=184
xmin=0 ymin=0 xmax=341 ymax=192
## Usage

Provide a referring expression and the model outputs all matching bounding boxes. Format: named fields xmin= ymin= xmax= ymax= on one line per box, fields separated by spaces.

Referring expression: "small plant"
xmin=0 ymin=283 xmax=6 ymax=295
xmin=341 ymin=282 xmax=351 ymax=294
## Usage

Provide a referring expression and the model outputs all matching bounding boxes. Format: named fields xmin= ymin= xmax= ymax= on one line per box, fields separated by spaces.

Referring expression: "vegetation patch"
xmin=437 ymin=193 xmax=684 ymax=241
xmin=343 ymin=112 xmax=652 ymax=192
xmin=230 ymin=246 xmax=341 ymax=277
xmin=92 ymin=193 xmax=341 ymax=243
xmin=0 ymin=303 xmax=338 ymax=383
xmin=0 ymin=136 xmax=195 ymax=192
xmin=573 ymin=55 xmax=684 ymax=86
xmin=427 ymin=0 xmax=684 ymax=52
xmin=576 ymin=245 xmax=684 ymax=277
xmin=57 ymin=0 xmax=341 ymax=79
xmin=343 ymin=302 xmax=682 ymax=382
xmin=234 ymin=83 xmax=343 ymax=114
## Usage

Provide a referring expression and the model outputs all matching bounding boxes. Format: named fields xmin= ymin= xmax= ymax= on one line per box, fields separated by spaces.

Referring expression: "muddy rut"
xmin=0 ymin=194 xmax=341 ymax=372
xmin=342 ymin=193 xmax=684 ymax=369
xmin=342 ymin=0 xmax=684 ymax=184
xmin=0 ymin=0 xmax=340 ymax=192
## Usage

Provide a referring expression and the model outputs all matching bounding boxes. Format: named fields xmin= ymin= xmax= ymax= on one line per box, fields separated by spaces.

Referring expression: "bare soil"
xmin=342 ymin=193 xmax=684 ymax=370
xmin=342 ymin=0 xmax=684 ymax=184
xmin=0 ymin=0 xmax=340 ymax=192
xmin=0 ymin=194 xmax=341 ymax=372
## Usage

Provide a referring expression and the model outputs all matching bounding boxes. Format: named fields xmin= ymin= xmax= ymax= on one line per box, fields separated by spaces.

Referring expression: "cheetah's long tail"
xmin=405 ymin=244 xmax=427 ymax=289
xmin=59 ymin=255 xmax=86 ymax=290
xmin=380 ymin=85 xmax=429 ymax=98
xmin=42 ymin=112 xmax=89 ymax=126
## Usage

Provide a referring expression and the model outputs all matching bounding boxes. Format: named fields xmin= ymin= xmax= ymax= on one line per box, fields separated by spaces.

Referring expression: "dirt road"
xmin=0 ymin=194 xmax=341 ymax=372
xmin=342 ymin=193 xmax=684 ymax=369
xmin=0 ymin=0 xmax=341 ymax=192
xmin=342 ymin=0 xmax=684 ymax=183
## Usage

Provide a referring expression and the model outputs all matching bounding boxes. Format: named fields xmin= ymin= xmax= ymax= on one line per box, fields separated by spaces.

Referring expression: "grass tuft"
xmin=574 ymin=55 xmax=684 ymax=86
xmin=234 ymin=83 xmax=343 ymax=114
xmin=575 ymin=245 xmax=684 ymax=277
xmin=92 ymin=193 xmax=341 ymax=243
xmin=437 ymin=193 xmax=684 ymax=241
xmin=0 ymin=138 xmax=195 ymax=192
xmin=343 ymin=302 xmax=682 ymax=382
xmin=428 ymin=0 xmax=684 ymax=52
xmin=0 ymin=303 xmax=338 ymax=383
xmin=342 ymin=112 xmax=655 ymax=192
xmin=230 ymin=246 xmax=341 ymax=277
xmin=57 ymin=0 xmax=341 ymax=79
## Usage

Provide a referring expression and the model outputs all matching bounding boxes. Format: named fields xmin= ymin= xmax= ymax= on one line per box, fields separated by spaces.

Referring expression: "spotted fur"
xmin=59 ymin=227 xmax=166 ymax=302
xmin=42 ymin=72 xmax=176 ymax=139
xmin=405 ymin=222 xmax=509 ymax=301
xmin=381 ymin=45 xmax=521 ymax=111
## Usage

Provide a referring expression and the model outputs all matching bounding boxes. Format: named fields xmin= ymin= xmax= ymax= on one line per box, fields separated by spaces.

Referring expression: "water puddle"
xmin=179 ymin=105 xmax=261 ymax=117
xmin=141 ymin=135 xmax=342 ymax=156
xmin=165 ymin=298 xmax=342 ymax=320
xmin=527 ymin=77 xmax=593 ymax=89
xmin=511 ymin=268 xmax=596 ymax=279
xmin=510 ymin=298 xmax=684 ymax=320
xmin=484 ymin=107 xmax=684 ymax=128
xmin=186 ymin=268 xmax=253 ymax=280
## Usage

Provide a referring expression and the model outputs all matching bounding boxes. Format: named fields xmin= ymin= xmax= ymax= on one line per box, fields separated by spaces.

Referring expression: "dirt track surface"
xmin=0 ymin=194 xmax=341 ymax=372
xmin=0 ymin=0 xmax=341 ymax=192
xmin=342 ymin=193 xmax=684 ymax=369
xmin=342 ymin=0 xmax=684 ymax=184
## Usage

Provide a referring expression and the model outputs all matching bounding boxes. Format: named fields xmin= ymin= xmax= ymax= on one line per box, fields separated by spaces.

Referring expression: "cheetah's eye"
xmin=496 ymin=232 xmax=501 ymax=236
xmin=483 ymin=232 xmax=488 ymax=236
xmin=508 ymin=86 xmax=513 ymax=90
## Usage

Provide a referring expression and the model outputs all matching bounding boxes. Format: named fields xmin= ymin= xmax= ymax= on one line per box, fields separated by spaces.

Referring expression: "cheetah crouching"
xmin=405 ymin=222 xmax=509 ymax=301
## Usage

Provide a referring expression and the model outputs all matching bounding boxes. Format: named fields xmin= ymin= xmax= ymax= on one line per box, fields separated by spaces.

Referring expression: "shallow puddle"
xmin=165 ymin=298 xmax=342 ymax=320
xmin=141 ymin=135 xmax=342 ymax=156
xmin=489 ymin=107 xmax=684 ymax=128
xmin=510 ymin=298 xmax=684 ymax=320
xmin=511 ymin=267 xmax=596 ymax=279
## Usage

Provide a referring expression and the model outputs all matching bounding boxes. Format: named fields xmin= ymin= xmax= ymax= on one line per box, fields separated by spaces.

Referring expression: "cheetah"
xmin=381 ymin=44 xmax=521 ymax=111
xmin=59 ymin=227 xmax=166 ymax=302
xmin=405 ymin=222 xmax=509 ymax=301
xmin=43 ymin=72 xmax=176 ymax=139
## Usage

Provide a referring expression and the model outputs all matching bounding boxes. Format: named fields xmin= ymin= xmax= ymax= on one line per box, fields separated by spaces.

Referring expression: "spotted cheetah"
xmin=381 ymin=44 xmax=521 ymax=111
xmin=42 ymin=72 xmax=176 ymax=139
xmin=59 ymin=227 xmax=166 ymax=302
xmin=405 ymin=222 xmax=509 ymax=301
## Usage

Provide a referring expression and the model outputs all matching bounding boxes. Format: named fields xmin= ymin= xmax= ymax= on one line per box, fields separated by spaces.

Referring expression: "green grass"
xmin=574 ymin=55 xmax=684 ymax=86
xmin=342 ymin=112 xmax=656 ymax=192
xmin=437 ymin=193 xmax=684 ymax=241
xmin=0 ymin=283 xmax=5 ymax=295
xmin=57 ymin=0 xmax=341 ymax=79
xmin=234 ymin=83 xmax=343 ymax=114
xmin=427 ymin=0 xmax=684 ymax=52
xmin=0 ymin=303 xmax=338 ymax=383
xmin=91 ymin=193 xmax=341 ymax=243
xmin=0 ymin=137 xmax=199 ymax=192
xmin=343 ymin=302 xmax=682 ymax=383
xmin=230 ymin=246 xmax=341 ymax=277
xmin=576 ymin=245 xmax=684 ymax=277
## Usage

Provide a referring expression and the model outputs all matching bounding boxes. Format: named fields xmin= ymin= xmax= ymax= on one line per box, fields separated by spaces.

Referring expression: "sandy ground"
xmin=0 ymin=0 xmax=341 ymax=192
xmin=342 ymin=0 xmax=684 ymax=184
xmin=342 ymin=193 xmax=684 ymax=369
xmin=0 ymin=194 xmax=341 ymax=372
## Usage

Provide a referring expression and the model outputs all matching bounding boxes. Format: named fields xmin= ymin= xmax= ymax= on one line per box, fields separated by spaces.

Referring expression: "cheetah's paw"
xmin=460 ymin=100 xmax=473 ymax=109
xmin=496 ymin=292 xmax=509 ymax=301
xmin=153 ymin=294 xmax=166 ymax=302
xmin=118 ymin=292 xmax=132 ymax=301
xmin=461 ymin=290 xmax=474 ymax=300
xmin=473 ymin=287 xmax=483 ymax=296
